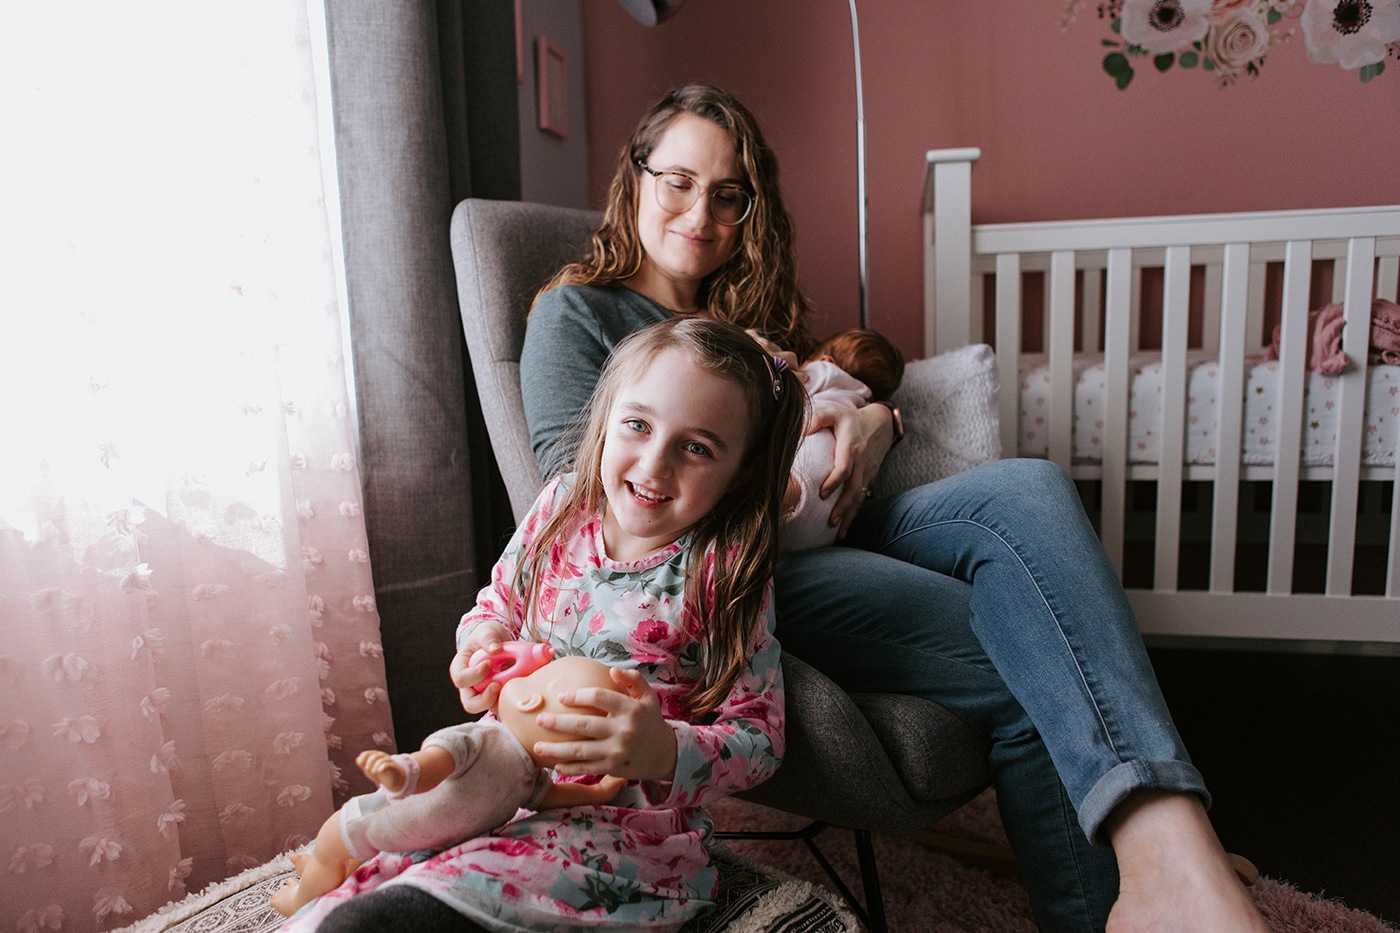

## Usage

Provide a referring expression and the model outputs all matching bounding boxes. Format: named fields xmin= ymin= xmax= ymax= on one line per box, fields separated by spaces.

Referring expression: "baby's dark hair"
xmin=809 ymin=328 xmax=904 ymax=401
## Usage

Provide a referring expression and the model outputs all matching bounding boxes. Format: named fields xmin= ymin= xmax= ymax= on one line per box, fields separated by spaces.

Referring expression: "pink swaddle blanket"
xmin=1268 ymin=298 xmax=1400 ymax=373
xmin=1372 ymin=299 xmax=1400 ymax=365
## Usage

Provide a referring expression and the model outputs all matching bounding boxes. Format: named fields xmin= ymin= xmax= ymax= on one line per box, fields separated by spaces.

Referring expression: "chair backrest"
xmin=450 ymin=199 xmax=603 ymax=522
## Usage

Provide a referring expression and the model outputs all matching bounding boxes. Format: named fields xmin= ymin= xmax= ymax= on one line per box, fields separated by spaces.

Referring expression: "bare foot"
xmin=270 ymin=877 xmax=307 ymax=917
xmin=356 ymin=749 xmax=406 ymax=793
xmin=595 ymin=774 xmax=628 ymax=802
xmin=1105 ymin=791 xmax=1267 ymax=933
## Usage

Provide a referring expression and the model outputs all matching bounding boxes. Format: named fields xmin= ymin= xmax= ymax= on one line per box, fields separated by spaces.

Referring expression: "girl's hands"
xmin=450 ymin=620 xmax=512 ymax=715
xmin=531 ymin=667 xmax=678 ymax=783
xmin=813 ymin=402 xmax=895 ymax=538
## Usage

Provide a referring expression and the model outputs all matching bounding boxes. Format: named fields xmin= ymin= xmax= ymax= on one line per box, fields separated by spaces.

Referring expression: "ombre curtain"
xmin=0 ymin=5 xmax=395 ymax=931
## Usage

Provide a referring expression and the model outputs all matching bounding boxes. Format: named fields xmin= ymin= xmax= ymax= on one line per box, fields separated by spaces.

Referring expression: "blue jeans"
xmin=773 ymin=458 xmax=1208 ymax=932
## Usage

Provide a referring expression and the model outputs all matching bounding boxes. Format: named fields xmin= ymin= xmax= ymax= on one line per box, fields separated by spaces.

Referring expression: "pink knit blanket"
xmin=1268 ymin=298 xmax=1400 ymax=374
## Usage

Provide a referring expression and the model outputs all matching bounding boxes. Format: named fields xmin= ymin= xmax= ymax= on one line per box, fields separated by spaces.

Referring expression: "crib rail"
xmin=923 ymin=148 xmax=1400 ymax=644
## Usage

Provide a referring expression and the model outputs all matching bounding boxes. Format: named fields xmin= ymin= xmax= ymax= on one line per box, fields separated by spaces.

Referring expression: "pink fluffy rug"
xmin=709 ymin=791 xmax=1395 ymax=932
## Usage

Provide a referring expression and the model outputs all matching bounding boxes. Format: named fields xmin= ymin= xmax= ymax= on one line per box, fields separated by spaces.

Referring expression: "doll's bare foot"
xmin=270 ymin=850 xmax=315 ymax=916
xmin=356 ymin=749 xmax=407 ymax=793
xmin=269 ymin=851 xmax=362 ymax=917
xmin=269 ymin=878 xmax=305 ymax=917
xmin=595 ymin=775 xmax=628 ymax=802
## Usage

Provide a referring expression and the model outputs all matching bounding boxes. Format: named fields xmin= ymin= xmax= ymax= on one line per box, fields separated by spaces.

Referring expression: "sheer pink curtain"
xmin=0 ymin=6 xmax=395 ymax=931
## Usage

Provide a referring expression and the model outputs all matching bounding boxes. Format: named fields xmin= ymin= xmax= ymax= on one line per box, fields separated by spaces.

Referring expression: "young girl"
xmin=279 ymin=316 xmax=807 ymax=933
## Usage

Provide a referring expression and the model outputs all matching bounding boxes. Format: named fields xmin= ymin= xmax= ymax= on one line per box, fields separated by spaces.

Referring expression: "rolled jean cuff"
xmin=1079 ymin=759 xmax=1212 ymax=845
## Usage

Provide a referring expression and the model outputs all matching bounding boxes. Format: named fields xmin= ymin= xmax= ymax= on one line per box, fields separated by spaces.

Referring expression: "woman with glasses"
xmin=516 ymin=84 xmax=1265 ymax=933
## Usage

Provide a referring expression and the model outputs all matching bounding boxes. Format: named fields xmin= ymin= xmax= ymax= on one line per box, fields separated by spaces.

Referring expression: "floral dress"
xmin=280 ymin=475 xmax=786 ymax=932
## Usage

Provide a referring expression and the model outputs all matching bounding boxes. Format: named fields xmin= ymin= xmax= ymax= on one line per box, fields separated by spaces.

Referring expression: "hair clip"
xmin=762 ymin=353 xmax=789 ymax=399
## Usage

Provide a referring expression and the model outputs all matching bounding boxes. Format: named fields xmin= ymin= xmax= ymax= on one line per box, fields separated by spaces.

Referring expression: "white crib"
xmin=922 ymin=148 xmax=1400 ymax=645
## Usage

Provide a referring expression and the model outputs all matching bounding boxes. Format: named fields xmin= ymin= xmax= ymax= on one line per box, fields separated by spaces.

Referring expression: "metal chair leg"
xmin=713 ymin=822 xmax=887 ymax=932
xmin=853 ymin=830 xmax=886 ymax=933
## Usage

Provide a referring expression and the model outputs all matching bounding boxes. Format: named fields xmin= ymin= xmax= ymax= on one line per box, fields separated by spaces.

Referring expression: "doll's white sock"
xmin=382 ymin=753 xmax=420 ymax=799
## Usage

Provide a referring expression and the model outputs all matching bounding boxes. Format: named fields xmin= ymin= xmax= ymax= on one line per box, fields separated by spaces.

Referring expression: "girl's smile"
xmin=600 ymin=347 xmax=751 ymax=562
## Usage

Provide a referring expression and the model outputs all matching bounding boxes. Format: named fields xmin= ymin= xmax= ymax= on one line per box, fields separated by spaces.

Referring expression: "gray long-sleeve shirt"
xmin=520 ymin=284 xmax=672 ymax=478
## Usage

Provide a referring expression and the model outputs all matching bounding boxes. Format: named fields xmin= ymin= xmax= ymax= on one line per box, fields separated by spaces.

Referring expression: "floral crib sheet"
xmin=1017 ymin=352 xmax=1400 ymax=469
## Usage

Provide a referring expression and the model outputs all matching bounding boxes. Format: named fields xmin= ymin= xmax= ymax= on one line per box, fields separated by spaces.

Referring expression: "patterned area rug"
xmin=112 ymin=845 xmax=856 ymax=933
xmin=710 ymin=791 xmax=1399 ymax=933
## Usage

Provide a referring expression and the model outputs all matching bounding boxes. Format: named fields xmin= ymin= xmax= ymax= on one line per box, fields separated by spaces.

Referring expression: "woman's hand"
xmin=531 ymin=668 xmax=678 ymax=783
xmin=450 ymin=620 xmax=512 ymax=715
xmin=744 ymin=329 xmax=804 ymax=383
xmin=812 ymin=402 xmax=895 ymax=538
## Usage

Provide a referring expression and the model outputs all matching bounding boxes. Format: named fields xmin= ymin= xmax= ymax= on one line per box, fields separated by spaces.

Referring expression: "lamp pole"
xmin=849 ymin=0 xmax=869 ymax=329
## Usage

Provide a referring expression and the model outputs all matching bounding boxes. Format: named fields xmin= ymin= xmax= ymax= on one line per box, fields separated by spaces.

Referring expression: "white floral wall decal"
xmin=1068 ymin=0 xmax=1399 ymax=86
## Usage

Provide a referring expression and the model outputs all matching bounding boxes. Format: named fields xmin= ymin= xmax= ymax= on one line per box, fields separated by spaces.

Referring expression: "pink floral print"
xmin=280 ymin=475 xmax=785 ymax=932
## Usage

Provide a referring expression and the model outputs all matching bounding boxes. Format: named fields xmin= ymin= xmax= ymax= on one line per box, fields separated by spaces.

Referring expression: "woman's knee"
xmin=981 ymin=457 xmax=1073 ymax=493
xmin=971 ymin=458 xmax=1083 ymax=521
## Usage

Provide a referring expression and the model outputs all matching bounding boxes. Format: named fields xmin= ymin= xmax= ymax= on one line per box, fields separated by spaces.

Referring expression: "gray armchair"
xmin=450 ymin=198 xmax=992 ymax=931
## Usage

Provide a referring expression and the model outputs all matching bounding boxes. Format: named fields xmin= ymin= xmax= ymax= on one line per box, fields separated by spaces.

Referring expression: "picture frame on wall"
xmin=536 ymin=36 xmax=568 ymax=138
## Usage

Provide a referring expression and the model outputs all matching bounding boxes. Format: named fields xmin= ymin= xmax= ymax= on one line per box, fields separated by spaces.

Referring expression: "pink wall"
xmin=581 ymin=2 xmax=1399 ymax=358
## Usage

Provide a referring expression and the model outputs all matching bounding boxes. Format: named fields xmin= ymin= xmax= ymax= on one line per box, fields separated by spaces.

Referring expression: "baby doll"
xmin=270 ymin=650 xmax=627 ymax=918
xmin=782 ymin=328 xmax=905 ymax=551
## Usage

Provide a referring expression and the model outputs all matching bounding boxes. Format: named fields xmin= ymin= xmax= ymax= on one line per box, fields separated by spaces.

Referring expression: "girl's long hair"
xmin=535 ymin=84 xmax=817 ymax=357
xmin=514 ymin=318 xmax=806 ymax=714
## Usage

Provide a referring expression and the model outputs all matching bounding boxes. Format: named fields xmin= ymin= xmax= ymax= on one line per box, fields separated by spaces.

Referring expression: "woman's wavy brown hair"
xmin=513 ymin=318 xmax=807 ymax=715
xmin=535 ymin=84 xmax=817 ymax=356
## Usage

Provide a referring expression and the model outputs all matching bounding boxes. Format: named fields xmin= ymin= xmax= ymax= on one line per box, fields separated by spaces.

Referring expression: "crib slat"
xmin=1101 ymin=249 xmax=1134 ymax=576
xmin=1211 ymin=243 xmax=1251 ymax=593
xmin=1391 ymin=457 xmax=1400 ymax=598
xmin=1202 ymin=261 xmax=1222 ymax=354
xmin=1247 ymin=261 xmax=1268 ymax=351
xmin=1082 ymin=267 xmax=1103 ymax=353
xmin=995 ymin=253 xmax=1022 ymax=459
xmin=1154 ymin=246 xmax=1191 ymax=592
xmin=1130 ymin=266 xmax=1143 ymax=352
xmin=1388 ymin=247 xmax=1400 ymax=595
xmin=1379 ymin=255 xmax=1399 ymax=302
xmin=970 ymin=263 xmax=986 ymax=345
xmin=1327 ymin=238 xmax=1377 ymax=595
xmin=1048 ymin=251 xmax=1077 ymax=471
xmin=1267 ymin=240 xmax=1313 ymax=594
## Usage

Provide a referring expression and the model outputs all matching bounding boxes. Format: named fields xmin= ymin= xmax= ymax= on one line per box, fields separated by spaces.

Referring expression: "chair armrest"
xmin=736 ymin=653 xmax=988 ymax=834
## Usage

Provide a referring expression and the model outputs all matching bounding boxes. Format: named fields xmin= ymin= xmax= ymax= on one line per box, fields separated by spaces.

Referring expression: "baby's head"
xmin=809 ymin=328 xmax=904 ymax=401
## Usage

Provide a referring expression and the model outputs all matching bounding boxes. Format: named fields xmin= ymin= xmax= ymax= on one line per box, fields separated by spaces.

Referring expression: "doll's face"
xmin=496 ymin=655 xmax=622 ymax=767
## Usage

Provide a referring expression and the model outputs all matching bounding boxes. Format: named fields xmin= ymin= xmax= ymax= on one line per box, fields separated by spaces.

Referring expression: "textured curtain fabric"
xmin=324 ymin=0 xmax=518 ymax=751
xmin=0 ymin=5 xmax=394 ymax=931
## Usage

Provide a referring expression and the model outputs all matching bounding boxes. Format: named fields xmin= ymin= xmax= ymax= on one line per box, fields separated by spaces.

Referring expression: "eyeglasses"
xmin=636 ymin=162 xmax=754 ymax=226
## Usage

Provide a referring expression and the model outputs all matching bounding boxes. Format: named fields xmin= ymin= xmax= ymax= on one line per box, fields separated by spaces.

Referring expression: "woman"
xmin=520 ymin=84 xmax=1265 ymax=932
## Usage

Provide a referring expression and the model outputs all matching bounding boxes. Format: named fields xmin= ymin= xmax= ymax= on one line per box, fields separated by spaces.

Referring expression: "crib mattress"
xmin=1017 ymin=353 xmax=1400 ymax=468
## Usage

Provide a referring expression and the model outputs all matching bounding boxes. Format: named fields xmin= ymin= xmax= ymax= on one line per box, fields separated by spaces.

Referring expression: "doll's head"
xmin=496 ymin=655 xmax=623 ymax=767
